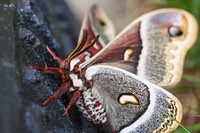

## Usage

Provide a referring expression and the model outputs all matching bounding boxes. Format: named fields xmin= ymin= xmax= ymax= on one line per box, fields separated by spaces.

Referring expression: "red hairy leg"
xmin=30 ymin=65 xmax=63 ymax=74
xmin=43 ymin=82 xmax=71 ymax=105
xmin=30 ymin=65 xmax=67 ymax=83
xmin=63 ymin=90 xmax=81 ymax=116
xmin=46 ymin=45 xmax=63 ymax=63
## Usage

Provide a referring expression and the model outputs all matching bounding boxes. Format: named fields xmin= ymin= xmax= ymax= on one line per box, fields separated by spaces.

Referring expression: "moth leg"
xmin=30 ymin=65 xmax=62 ymax=74
xmin=30 ymin=64 xmax=67 ymax=83
xmin=63 ymin=90 xmax=81 ymax=116
xmin=46 ymin=45 xmax=63 ymax=64
xmin=43 ymin=82 xmax=71 ymax=105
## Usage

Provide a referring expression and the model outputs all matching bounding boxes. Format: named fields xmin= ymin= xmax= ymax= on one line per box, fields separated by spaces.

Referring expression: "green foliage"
xmin=183 ymin=74 xmax=200 ymax=86
xmin=163 ymin=111 xmax=200 ymax=133
xmin=173 ymin=122 xmax=200 ymax=133
xmin=161 ymin=110 xmax=190 ymax=133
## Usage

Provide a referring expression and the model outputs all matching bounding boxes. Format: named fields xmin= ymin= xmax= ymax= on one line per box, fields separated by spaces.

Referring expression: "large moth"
xmin=31 ymin=5 xmax=198 ymax=133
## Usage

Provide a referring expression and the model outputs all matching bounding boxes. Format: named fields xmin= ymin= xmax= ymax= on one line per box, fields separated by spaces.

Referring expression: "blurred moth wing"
xmin=83 ymin=4 xmax=116 ymax=44
xmin=85 ymin=65 xmax=182 ymax=132
xmin=81 ymin=8 xmax=198 ymax=87
xmin=74 ymin=4 xmax=116 ymax=64
xmin=138 ymin=8 xmax=198 ymax=87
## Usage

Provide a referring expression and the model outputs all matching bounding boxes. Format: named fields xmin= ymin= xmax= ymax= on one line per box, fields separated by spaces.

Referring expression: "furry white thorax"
xmin=69 ymin=73 xmax=83 ymax=88
xmin=70 ymin=58 xmax=80 ymax=71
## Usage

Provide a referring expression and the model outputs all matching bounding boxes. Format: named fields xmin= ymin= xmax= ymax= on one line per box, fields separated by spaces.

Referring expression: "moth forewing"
xmin=165 ymin=10 xmax=198 ymax=86
xmin=76 ymin=5 xmax=116 ymax=63
xmin=81 ymin=8 xmax=198 ymax=87
xmin=85 ymin=65 xmax=182 ymax=132
xmin=88 ymin=5 xmax=116 ymax=44
xmin=138 ymin=8 xmax=198 ymax=87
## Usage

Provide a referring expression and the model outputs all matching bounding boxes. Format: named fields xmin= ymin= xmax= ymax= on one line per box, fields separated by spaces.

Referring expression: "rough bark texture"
xmin=0 ymin=0 xmax=108 ymax=132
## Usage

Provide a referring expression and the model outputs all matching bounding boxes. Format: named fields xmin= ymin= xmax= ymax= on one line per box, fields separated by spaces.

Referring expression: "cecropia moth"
xmin=31 ymin=5 xmax=198 ymax=133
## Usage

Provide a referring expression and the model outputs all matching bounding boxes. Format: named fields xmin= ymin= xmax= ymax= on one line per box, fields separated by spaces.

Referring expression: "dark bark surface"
xmin=0 ymin=0 xmax=108 ymax=133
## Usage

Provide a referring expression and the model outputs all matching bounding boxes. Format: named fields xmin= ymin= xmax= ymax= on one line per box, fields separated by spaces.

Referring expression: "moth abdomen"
xmin=76 ymin=89 xmax=107 ymax=124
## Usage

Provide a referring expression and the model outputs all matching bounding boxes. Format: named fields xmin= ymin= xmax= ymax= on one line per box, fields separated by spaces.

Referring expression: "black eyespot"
xmin=98 ymin=19 xmax=106 ymax=27
xmin=168 ymin=26 xmax=183 ymax=37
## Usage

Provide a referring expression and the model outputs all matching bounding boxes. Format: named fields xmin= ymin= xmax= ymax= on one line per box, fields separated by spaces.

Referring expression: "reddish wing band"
xmin=84 ymin=22 xmax=142 ymax=74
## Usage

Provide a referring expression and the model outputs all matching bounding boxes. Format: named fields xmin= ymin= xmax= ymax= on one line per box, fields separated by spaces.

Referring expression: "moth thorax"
xmin=70 ymin=58 xmax=80 ymax=71
xmin=76 ymin=89 xmax=107 ymax=124
xmin=69 ymin=73 xmax=83 ymax=88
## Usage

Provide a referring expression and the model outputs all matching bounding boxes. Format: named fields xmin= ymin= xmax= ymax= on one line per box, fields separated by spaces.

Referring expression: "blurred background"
xmin=65 ymin=0 xmax=200 ymax=132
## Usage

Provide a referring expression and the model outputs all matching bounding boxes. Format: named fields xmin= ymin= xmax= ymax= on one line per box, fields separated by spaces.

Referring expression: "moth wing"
xmin=85 ymin=65 xmax=182 ymax=132
xmin=76 ymin=5 xmax=115 ymax=63
xmin=81 ymin=8 xmax=198 ymax=87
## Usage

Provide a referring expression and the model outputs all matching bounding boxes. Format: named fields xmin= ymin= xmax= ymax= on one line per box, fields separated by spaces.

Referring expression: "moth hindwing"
xmin=84 ymin=65 xmax=182 ymax=132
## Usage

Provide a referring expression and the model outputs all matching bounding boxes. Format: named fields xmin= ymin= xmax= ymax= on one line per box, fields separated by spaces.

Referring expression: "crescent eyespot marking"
xmin=118 ymin=93 xmax=139 ymax=105
xmin=124 ymin=48 xmax=134 ymax=61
